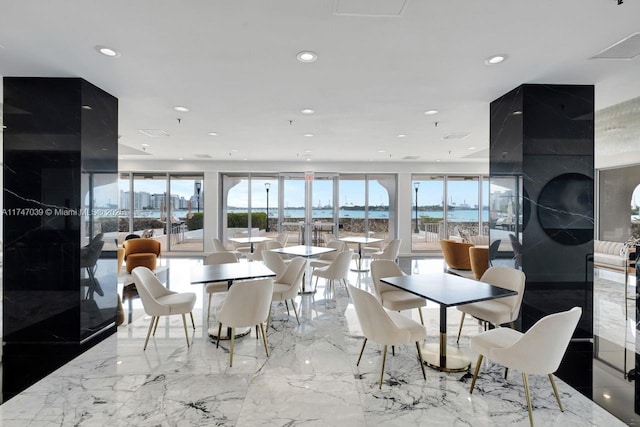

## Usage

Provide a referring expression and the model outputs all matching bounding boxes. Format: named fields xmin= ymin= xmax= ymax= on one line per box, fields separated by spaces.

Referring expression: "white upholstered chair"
xmin=370 ymin=239 xmax=401 ymax=262
xmin=203 ymin=251 xmax=239 ymax=321
xmin=248 ymin=240 xmax=281 ymax=262
xmin=456 ymin=266 xmax=526 ymax=343
xmin=269 ymin=257 xmax=306 ymax=326
xmin=212 ymin=238 xmax=241 ymax=260
xmin=262 ymin=250 xmax=288 ymax=281
xmin=312 ymin=250 xmax=353 ymax=293
xmin=349 ymin=285 xmax=427 ymax=389
xmin=361 ymin=233 xmax=386 ymax=258
xmin=132 ymin=266 xmax=196 ymax=350
xmin=216 ymin=278 xmax=274 ymax=367
xmin=370 ymin=260 xmax=426 ymax=325
xmin=309 ymin=241 xmax=346 ymax=272
xmin=275 ymin=232 xmax=289 ymax=246
xmin=469 ymin=307 xmax=581 ymax=427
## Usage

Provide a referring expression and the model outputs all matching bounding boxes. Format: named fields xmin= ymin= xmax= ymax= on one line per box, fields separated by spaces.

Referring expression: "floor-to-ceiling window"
xmin=411 ymin=175 xmax=444 ymax=251
xmin=338 ymin=174 xmax=395 ymax=240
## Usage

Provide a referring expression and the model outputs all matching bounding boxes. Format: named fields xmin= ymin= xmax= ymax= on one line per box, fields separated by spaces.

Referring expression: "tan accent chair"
xmin=349 ymin=285 xmax=427 ymax=389
xmin=132 ymin=267 xmax=196 ymax=350
xmin=456 ymin=266 xmax=526 ymax=343
xmin=216 ymin=278 xmax=274 ymax=367
xmin=469 ymin=307 xmax=581 ymax=427
xmin=123 ymin=238 xmax=161 ymax=273
xmin=370 ymin=260 xmax=426 ymax=325
xmin=440 ymin=239 xmax=473 ymax=270
xmin=469 ymin=246 xmax=490 ymax=280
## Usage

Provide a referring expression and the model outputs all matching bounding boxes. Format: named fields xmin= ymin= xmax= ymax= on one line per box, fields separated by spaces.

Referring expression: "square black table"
xmin=270 ymin=245 xmax=336 ymax=293
xmin=190 ymin=262 xmax=275 ymax=339
xmin=381 ymin=272 xmax=517 ymax=372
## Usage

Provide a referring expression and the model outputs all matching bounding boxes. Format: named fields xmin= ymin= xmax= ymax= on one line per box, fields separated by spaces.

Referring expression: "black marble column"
xmin=2 ymin=77 xmax=118 ymax=401
xmin=490 ymin=84 xmax=594 ymax=395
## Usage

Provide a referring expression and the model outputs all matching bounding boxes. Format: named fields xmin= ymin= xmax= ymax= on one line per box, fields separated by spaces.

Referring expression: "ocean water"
xmin=227 ymin=208 xmax=489 ymax=222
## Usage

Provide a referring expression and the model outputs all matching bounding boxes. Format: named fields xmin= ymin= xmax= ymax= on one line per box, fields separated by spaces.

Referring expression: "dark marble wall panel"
xmin=2 ymin=77 xmax=117 ymax=400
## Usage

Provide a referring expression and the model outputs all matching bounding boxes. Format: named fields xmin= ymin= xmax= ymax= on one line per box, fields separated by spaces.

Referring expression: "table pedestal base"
xmin=421 ymin=342 xmax=471 ymax=372
xmin=207 ymin=325 xmax=251 ymax=340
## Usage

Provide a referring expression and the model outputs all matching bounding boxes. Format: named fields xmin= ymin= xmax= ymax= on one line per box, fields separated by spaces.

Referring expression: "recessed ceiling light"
xmin=378 ymin=150 xmax=386 ymax=153
xmin=304 ymin=133 xmax=314 ymax=137
xmin=207 ymin=132 xmax=218 ymax=136
xmin=231 ymin=149 xmax=238 ymax=152
xmin=468 ymin=146 xmax=476 ymax=150
xmin=173 ymin=106 xmax=189 ymax=112
xmin=306 ymin=158 xmax=311 ymax=162
xmin=297 ymin=51 xmax=318 ymax=63
xmin=436 ymin=159 xmax=441 ymax=162
xmin=81 ymin=105 xmax=92 ymax=110
xmin=485 ymin=54 xmax=507 ymax=65
xmin=141 ymin=143 xmax=150 ymax=147
xmin=95 ymin=45 xmax=120 ymax=58
xmin=424 ymin=109 xmax=439 ymax=115
xmin=304 ymin=150 xmax=313 ymax=153
xmin=178 ymin=157 xmax=184 ymax=160
xmin=138 ymin=129 xmax=170 ymax=137
xmin=301 ymin=108 xmax=315 ymax=114
xmin=397 ymin=134 xmax=406 ymax=138
xmin=443 ymin=132 xmax=472 ymax=140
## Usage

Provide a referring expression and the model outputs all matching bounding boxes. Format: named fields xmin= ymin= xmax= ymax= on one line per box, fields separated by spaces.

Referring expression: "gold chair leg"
xmin=260 ymin=323 xmax=269 ymax=357
xmin=456 ymin=312 xmax=466 ymax=344
xmin=207 ymin=293 xmax=212 ymax=321
xmin=229 ymin=327 xmax=235 ymax=367
xmin=379 ymin=345 xmax=388 ymax=389
xmin=549 ymin=374 xmax=564 ymax=412
xmin=291 ymin=299 xmax=300 ymax=325
xmin=152 ymin=316 xmax=160 ymax=336
xmin=418 ymin=307 xmax=424 ymax=326
xmin=284 ymin=299 xmax=290 ymax=315
xmin=181 ymin=313 xmax=190 ymax=348
xmin=510 ymin=321 xmax=515 ymax=329
xmin=190 ymin=312 xmax=195 ymax=330
xmin=470 ymin=354 xmax=483 ymax=394
xmin=143 ymin=316 xmax=155 ymax=350
xmin=522 ymin=372 xmax=534 ymax=427
xmin=415 ymin=342 xmax=426 ymax=380
xmin=216 ymin=323 xmax=222 ymax=348
xmin=357 ymin=338 xmax=367 ymax=366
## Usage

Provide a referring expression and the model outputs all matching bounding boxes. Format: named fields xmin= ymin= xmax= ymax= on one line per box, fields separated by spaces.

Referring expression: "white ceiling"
xmin=1 ymin=0 xmax=640 ymax=167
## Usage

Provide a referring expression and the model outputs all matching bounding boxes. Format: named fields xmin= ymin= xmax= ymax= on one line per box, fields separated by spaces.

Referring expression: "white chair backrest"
xmin=370 ymin=260 xmax=406 ymax=300
xmin=205 ymin=252 xmax=239 ymax=265
xmin=132 ymin=266 xmax=172 ymax=316
xmin=263 ymin=250 xmax=288 ymax=279
xmin=348 ymin=285 xmax=410 ymax=345
xmin=377 ymin=239 xmax=401 ymax=260
xmin=491 ymin=307 xmax=581 ymax=375
xmin=212 ymin=238 xmax=229 ymax=252
xmin=324 ymin=250 xmax=353 ymax=278
xmin=276 ymin=257 xmax=306 ymax=288
xmin=479 ymin=267 xmax=526 ymax=314
xmin=318 ymin=241 xmax=346 ymax=260
xmin=324 ymin=233 xmax=336 ymax=244
xmin=217 ymin=278 xmax=274 ymax=328
xmin=275 ymin=233 xmax=289 ymax=245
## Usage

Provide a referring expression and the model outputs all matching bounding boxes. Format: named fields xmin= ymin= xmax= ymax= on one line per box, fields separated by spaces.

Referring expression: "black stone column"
xmin=490 ymin=84 xmax=594 ymax=395
xmin=2 ymin=77 xmax=118 ymax=401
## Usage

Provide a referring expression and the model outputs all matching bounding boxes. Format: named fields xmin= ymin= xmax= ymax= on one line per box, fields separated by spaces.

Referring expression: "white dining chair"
xmin=312 ymin=250 xmax=353 ymax=293
xmin=349 ymin=285 xmax=427 ymax=389
xmin=456 ymin=266 xmax=526 ymax=343
xmin=269 ymin=257 xmax=306 ymax=326
xmin=216 ymin=278 xmax=274 ymax=367
xmin=370 ymin=260 xmax=426 ymax=325
xmin=203 ymin=251 xmax=240 ymax=321
xmin=132 ymin=266 xmax=196 ymax=351
xmin=212 ymin=237 xmax=241 ymax=260
xmin=469 ymin=307 xmax=581 ymax=427
xmin=370 ymin=239 xmax=401 ymax=262
xmin=262 ymin=250 xmax=288 ymax=281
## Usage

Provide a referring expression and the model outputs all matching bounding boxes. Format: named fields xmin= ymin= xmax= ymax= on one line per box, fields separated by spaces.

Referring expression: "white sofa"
xmin=593 ymin=240 xmax=635 ymax=284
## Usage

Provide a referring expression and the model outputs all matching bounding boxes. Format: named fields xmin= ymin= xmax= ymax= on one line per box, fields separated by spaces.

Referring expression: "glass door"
xmin=168 ymin=174 xmax=204 ymax=252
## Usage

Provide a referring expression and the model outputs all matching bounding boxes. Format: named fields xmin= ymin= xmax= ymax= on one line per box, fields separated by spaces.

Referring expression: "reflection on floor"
xmin=0 ymin=257 xmax=628 ymax=426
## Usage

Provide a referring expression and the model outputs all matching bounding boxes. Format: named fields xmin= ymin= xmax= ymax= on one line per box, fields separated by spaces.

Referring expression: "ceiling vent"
xmin=334 ymin=0 xmax=407 ymax=17
xmin=592 ymin=32 xmax=640 ymax=59
xmin=443 ymin=132 xmax=472 ymax=140
xmin=138 ymin=129 xmax=170 ymax=137
xmin=194 ymin=154 xmax=212 ymax=159
xmin=118 ymin=144 xmax=151 ymax=156
xmin=402 ymin=155 xmax=420 ymax=160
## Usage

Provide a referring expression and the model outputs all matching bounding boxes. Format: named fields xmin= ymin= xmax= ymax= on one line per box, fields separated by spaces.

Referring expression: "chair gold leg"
xmin=152 ymin=316 xmax=160 ymax=336
xmin=470 ymin=354 xmax=483 ymax=394
xmin=456 ymin=312 xmax=466 ymax=344
xmin=181 ymin=313 xmax=190 ymax=348
xmin=522 ymin=372 xmax=534 ymax=427
xmin=357 ymin=338 xmax=367 ymax=366
xmin=291 ymin=299 xmax=300 ymax=325
xmin=284 ymin=299 xmax=290 ymax=315
xmin=379 ymin=345 xmax=388 ymax=389
xmin=229 ymin=327 xmax=235 ymax=367
xmin=418 ymin=307 xmax=424 ymax=326
xmin=549 ymin=374 xmax=564 ymax=412
xmin=207 ymin=293 xmax=212 ymax=321
xmin=143 ymin=316 xmax=155 ymax=350
xmin=510 ymin=321 xmax=515 ymax=329
xmin=260 ymin=323 xmax=269 ymax=357
xmin=416 ymin=342 xmax=426 ymax=380
xmin=190 ymin=312 xmax=195 ymax=330
xmin=216 ymin=323 xmax=222 ymax=348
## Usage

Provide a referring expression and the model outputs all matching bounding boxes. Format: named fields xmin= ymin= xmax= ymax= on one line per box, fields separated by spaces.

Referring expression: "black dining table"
xmin=190 ymin=262 xmax=276 ymax=339
xmin=381 ymin=272 xmax=517 ymax=372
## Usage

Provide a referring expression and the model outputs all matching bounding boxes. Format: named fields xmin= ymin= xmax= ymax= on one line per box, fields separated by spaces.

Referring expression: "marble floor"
xmin=0 ymin=257 xmax=628 ymax=426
